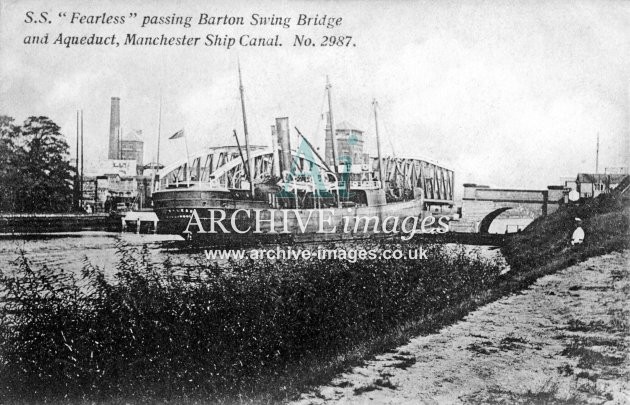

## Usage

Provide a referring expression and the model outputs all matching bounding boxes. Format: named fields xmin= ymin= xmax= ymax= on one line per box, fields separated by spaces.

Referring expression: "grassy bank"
xmin=501 ymin=190 xmax=629 ymax=287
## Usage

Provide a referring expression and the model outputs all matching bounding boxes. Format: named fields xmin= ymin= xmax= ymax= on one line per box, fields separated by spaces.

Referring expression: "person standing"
xmin=571 ymin=218 xmax=585 ymax=245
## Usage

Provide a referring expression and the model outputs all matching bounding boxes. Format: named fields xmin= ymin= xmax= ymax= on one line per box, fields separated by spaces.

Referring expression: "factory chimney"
xmin=108 ymin=97 xmax=120 ymax=159
xmin=275 ymin=117 xmax=292 ymax=175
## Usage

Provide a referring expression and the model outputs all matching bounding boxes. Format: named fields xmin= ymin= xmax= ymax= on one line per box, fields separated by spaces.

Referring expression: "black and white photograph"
xmin=0 ymin=0 xmax=628 ymax=403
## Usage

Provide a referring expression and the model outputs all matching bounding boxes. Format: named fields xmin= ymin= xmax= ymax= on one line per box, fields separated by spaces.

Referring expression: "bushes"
xmin=502 ymin=193 xmax=629 ymax=273
xmin=0 ymin=241 xmax=502 ymax=401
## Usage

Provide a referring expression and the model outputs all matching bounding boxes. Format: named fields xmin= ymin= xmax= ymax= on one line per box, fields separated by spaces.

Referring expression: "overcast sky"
xmin=1 ymin=0 xmax=629 ymax=191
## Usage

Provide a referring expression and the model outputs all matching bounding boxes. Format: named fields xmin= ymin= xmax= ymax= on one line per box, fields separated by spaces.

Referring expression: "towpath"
xmin=293 ymin=251 xmax=630 ymax=404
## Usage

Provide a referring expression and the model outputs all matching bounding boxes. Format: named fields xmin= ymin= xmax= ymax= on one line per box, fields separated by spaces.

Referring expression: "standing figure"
xmin=571 ymin=217 xmax=585 ymax=245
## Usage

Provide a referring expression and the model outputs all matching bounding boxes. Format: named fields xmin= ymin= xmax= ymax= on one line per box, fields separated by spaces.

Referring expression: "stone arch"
xmin=478 ymin=207 xmax=512 ymax=234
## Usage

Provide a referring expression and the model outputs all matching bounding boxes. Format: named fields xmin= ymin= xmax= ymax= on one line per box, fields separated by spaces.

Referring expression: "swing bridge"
xmin=157 ymin=145 xmax=455 ymax=207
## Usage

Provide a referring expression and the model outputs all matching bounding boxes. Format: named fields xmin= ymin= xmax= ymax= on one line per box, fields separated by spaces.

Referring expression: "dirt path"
xmin=293 ymin=251 xmax=630 ymax=404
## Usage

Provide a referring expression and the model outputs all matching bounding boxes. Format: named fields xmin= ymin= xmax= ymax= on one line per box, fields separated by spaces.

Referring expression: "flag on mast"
xmin=169 ymin=129 xmax=185 ymax=139
xmin=169 ymin=128 xmax=190 ymax=186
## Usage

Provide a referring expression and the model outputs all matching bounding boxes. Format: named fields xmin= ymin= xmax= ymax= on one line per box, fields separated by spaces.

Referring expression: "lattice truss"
xmin=159 ymin=147 xmax=453 ymax=204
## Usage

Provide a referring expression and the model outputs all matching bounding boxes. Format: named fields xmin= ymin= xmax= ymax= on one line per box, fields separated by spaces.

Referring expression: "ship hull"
xmin=153 ymin=189 xmax=427 ymax=245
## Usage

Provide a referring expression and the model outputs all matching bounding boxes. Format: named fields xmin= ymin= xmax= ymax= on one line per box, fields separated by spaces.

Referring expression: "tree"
xmin=0 ymin=115 xmax=20 ymax=212
xmin=0 ymin=115 xmax=76 ymax=213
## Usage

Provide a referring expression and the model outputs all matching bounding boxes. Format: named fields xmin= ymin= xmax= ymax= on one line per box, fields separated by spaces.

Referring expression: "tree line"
xmin=0 ymin=115 xmax=76 ymax=213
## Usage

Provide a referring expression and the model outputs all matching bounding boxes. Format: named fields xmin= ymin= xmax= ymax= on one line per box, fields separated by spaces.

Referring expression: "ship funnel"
xmin=275 ymin=117 xmax=292 ymax=175
xmin=270 ymin=125 xmax=281 ymax=177
xmin=108 ymin=97 xmax=121 ymax=159
xmin=324 ymin=112 xmax=334 ymax=167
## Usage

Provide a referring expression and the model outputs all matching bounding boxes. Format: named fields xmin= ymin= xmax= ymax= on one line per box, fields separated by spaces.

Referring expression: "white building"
xmin=576 ymin=173 xmax=627 ymax=198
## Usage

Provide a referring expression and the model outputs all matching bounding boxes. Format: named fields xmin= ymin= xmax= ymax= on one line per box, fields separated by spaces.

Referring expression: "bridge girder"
xmin=158 ymin=147 xmax=454 ymax=204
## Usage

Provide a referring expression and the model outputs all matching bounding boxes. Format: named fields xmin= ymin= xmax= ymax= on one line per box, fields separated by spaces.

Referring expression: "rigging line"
xmin=244 ymin=91 xmax=264 ymax=146
xmin=225 ymin=92 xmax=240 ymax=145
xmin=204 ymin=100 xmax=236 ymax=149
xmin=365 ymin=108 xmax=375 ymax=151
xmin=366 ymin=104 xmax=382 ymax=154
xmin=377 ymin=104 xmax=397 ymax=158
xmin=312 ymin=88 xmax=328 ymax=147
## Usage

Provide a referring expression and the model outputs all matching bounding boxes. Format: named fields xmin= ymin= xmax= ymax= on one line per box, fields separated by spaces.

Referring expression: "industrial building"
xmin=78 ymin=97 xmax=153 ymax=212
xmin=121 ymin=129 xmax=145 ymax=174
xmin=560 ymin=168 xmax=629 ymax=199
xmin=575 ymin=173 xmax=628 ymax=198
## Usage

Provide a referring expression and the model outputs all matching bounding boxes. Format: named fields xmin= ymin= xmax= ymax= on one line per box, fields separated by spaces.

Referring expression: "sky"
xmin=1 ymin=0 xmax=629 ymax=192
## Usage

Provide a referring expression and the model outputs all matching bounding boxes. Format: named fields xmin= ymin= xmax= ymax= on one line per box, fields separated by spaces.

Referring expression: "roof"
xmin=336 ymin=121 xmax=363 ymax=132
xmin=577 ymin=173 xmax=628 ymax=183
xmin=122 ymin=129 xmax=143 ymax=142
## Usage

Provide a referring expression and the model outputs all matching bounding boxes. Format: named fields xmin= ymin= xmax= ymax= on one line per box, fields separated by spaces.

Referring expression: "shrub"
xmin=502 ymin=192 xmax=629 ymax=273
xmin=0 ymin=241 xmax=502 ymax=401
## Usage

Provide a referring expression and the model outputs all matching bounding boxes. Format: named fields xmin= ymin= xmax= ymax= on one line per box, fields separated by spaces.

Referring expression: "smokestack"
xmin=275 ymin=117 xmax=292 ymax=175
xmin=108 ymin=97 xmax=120 ymax=159
xmin=324 ymin=112 xmax=335 ymax=167
xmin=270 ymin=125 xmax=281 ymax=177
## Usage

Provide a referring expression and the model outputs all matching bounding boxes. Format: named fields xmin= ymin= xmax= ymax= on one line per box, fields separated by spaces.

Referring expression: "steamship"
xmin=152 ymin=74 xmax=454 ymax=245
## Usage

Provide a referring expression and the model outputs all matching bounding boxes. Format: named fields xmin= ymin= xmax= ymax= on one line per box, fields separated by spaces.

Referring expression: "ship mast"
xmin=238 ymin=60 xmax=254 ymax=198
xmin=595 ymin=132 xmax=600 ymax=173
xmin=75 ymin=110 xmax=80 ymax=210
xmin=80 ymin=110 xmax=84 ymax=207
xmin=154 ymin=90 xmax=162 ymax=191
xmin=372 ymin=99 xmax=385 ymax=189
xmin=326 ymin=76 xmax=339 ymax=174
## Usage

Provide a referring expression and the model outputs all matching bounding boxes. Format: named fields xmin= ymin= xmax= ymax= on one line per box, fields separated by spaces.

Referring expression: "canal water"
xmin=488 ymin=218 xmax=534 ymax=234
xmin=0 ymin=232 xmax=507 ymax=277
xmin=0 ymin=232 xmax=188 ymax=276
